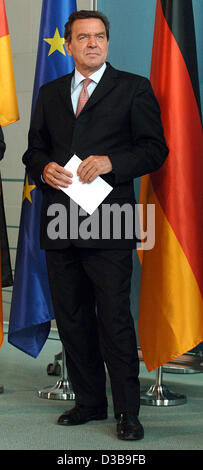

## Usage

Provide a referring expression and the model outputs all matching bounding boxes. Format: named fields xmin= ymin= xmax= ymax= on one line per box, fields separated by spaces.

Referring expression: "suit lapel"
xmin=82 ymin=63 xmax=118 ymax=114
xmin=58 ymin=72 xmax=75 ymax=115
xmin=57 ymin=63 xmax=118 ymax=117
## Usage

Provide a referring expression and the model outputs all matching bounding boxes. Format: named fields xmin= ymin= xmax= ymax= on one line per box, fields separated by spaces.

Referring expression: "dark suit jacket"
xmin=0 ymin=126 xmax=6 ymax=160
xmin=23 ymin=62 xmax=168 ymax=249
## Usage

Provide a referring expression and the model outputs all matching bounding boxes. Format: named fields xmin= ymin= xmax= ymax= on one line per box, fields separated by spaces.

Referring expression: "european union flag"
xmin=8 ymin=0 xmax=76 ymax=357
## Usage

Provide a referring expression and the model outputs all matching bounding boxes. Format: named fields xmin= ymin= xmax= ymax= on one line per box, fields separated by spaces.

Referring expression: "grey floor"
xmin=0 ymin=329 xmax=203 ymax=451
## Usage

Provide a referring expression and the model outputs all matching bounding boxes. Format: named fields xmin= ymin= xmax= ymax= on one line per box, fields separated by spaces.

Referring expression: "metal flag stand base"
xmin=140 ymin=366 xmax=187 ymax=406
xmin=0 ymin=385 xmax=4 ymax=394
xmin=38 ymin=346 xmax=75 ymax=400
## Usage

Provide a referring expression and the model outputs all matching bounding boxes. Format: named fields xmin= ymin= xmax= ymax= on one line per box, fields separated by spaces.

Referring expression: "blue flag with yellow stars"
xmin=8 ymin=0 xmax=76 ymax=357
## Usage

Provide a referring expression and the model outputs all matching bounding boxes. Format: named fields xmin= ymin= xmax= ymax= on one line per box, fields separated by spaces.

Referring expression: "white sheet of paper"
xmin=58 ymin=154 xmax=113 ymax=215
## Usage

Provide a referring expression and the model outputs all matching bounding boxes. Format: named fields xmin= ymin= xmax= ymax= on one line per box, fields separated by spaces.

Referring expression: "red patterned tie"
xmin=76 ymin=78 xmax=91 ymax=117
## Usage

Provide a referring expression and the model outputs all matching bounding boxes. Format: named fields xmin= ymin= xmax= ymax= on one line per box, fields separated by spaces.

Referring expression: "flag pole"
xmin=92 ymin=0 xmax=98 ymax=11
xmin=140 ymin=366 xmax=186 ymax=406
xmin=38 ymin=345 xmax=75 ymax=400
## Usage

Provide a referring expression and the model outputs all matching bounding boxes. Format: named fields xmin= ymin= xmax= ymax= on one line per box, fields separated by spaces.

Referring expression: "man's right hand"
xmin=43 ymin=162 xmax=73 ymax=190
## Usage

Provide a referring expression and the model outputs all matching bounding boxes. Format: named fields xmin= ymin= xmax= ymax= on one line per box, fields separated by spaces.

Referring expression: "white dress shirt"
xmin=71 ymin=62 xmax=107 ymax=114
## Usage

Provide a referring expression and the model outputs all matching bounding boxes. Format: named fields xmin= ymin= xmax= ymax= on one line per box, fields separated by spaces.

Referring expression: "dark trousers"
xmin=45 ymin=246 xmax=140 ymax=417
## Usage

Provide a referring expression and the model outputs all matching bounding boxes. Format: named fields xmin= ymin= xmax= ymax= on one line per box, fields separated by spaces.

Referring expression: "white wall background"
xmin=1 ymin=0 xmax=92 ymax=321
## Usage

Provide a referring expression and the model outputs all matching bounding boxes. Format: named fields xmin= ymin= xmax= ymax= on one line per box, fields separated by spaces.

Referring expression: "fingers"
xmin=78 ymin=159 xmax=99 ymax=183
xmin=77 ymin=155 xmax=112 ymax=183
xmin=43 ymin=156 xmax=112 ymax=188
xmin=43 ymin=162 xmax=73 ymax=189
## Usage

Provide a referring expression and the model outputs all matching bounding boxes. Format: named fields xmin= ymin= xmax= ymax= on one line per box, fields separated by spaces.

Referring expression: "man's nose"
xmin=87 ymin=35 xmax=97 ymax=47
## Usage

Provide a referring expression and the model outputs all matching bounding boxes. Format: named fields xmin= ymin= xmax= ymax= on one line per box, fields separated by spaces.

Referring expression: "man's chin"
xmin=86 ymin=59 xmax=104 ymax=71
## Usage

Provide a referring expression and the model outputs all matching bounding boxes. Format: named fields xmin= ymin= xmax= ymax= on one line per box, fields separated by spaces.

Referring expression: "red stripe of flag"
xmin=0 ymin=0 xmax=9 ymax=37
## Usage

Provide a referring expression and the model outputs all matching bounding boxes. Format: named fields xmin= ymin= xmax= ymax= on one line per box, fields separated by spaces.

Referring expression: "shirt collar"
xmin=73 ymin=62 xmax=107 ymax=89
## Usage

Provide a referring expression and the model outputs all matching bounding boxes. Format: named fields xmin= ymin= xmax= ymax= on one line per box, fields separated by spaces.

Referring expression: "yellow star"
xmin=23 ymin=175 xmax=36 ymax=203
xmin=43 ymin=28 xmax=66 ymax=56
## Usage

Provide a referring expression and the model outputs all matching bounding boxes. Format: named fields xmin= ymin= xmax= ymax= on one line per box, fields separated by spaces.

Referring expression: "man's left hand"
xmin=77 ymin=155 xmax=112 ymax=183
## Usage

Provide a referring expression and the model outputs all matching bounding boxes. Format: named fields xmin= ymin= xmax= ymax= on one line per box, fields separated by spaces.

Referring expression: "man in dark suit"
xmin=23 ymin=10 xmax=168 ymax=440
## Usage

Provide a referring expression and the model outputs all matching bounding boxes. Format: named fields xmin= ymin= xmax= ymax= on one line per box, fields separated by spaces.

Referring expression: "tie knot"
xmin=76 ymin=78 xmax=92 ymax=117
xmin=83 ymin=78 xmax=91 ymax=89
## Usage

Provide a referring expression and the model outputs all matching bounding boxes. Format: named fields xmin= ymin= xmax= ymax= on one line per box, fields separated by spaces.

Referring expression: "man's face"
xmin=65 ymin=18 xmax=109 ymax=76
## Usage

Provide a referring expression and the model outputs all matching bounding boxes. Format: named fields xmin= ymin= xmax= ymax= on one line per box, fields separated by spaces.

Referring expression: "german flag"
xmin=138 ymin=0 xmax=203 ymax=371
xmin=0 ymin=0 xmax=19 ymax=126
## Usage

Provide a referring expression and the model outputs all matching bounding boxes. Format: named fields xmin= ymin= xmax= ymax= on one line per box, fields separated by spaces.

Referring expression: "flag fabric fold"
xmin=8 ymin=0 xmax=76 ymax=358
xmin=138 ymin=0 xmax=203 ymax=371
xmin=0 ymin=0 xmax=19 ymax=126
